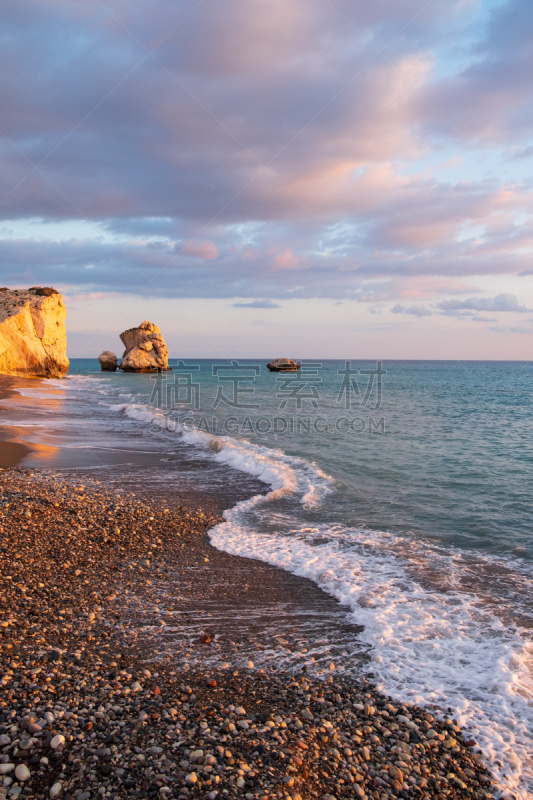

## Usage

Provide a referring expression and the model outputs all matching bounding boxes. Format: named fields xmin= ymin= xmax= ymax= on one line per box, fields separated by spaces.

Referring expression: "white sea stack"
xmin=119 ymin=320 xmax=169 ymax=372
xmin=0 ymin=287 xmax=68 ymax=378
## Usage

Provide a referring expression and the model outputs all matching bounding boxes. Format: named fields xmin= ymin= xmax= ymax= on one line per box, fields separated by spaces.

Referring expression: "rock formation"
xmin=119 ymin=321 xmax=170 ymax=372
xmin=0 ymin=287 xmax=69 ymax=378
xmin=266 ymin=357 xmax=301 ymax=372
xmin=98 ymin=351 xmax=119 ymax=371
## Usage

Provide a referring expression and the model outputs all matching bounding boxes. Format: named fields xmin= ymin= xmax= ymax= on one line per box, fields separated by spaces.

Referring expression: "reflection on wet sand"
xmin=0 ymin=375 xmax=58 ymax=467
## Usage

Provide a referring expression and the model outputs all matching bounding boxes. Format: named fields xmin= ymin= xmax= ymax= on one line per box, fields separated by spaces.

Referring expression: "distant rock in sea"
xmin=120 ymin=320 xmax=170 ymax=372
xmin=0 ymin=286 xmax=69 ymax=378
xmin=98 ymin=350 xmax=119 ymax=371
xmin=266 ymin=357 xmax=301 ymax=372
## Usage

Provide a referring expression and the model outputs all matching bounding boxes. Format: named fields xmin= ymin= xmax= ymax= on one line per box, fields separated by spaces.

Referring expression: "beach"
xmin=0 ymin=464 xmax=494 ymax=800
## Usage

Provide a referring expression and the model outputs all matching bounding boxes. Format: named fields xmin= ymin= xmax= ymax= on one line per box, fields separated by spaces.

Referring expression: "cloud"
xmin=274 ymin=249 xmax=300 ymax=269
xmin=420 ymin=0 xmax=533 ymax=144
xmin=0 ymin=0 xmax=532 ymax=312
xmin=180 ymin=241 xmax=219 ymax=259
xmin=233 ymin=299 xmax=281 ymax=308
xmin=391 ymin=304 xmax=433 ymax=316
xmin=437 ymin=293 xmax=528 ymax=314
xmin=489 ymin=325 xmax=531 ymax=334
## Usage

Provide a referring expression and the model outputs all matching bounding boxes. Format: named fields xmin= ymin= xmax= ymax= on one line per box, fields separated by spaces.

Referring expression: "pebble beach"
xmin=0 ymin=468 xmax=497 ymax=800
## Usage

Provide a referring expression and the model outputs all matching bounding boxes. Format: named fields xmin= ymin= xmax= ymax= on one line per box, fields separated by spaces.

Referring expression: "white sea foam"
xmin=181 ymin=428 xmax=333 ymax=507
xmin=210 ymin=512 xmax=533 ymax=798
xmin=109 ymin=401 xmax=334 ymax=507
xmin=109 ymin=402 xmax=165 ymax=426
xmin=10 ymin=388 xmax=64 ymax=400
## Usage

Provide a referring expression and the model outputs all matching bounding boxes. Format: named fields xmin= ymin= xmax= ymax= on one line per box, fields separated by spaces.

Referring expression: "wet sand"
xmin=0 ymin=379 xmax=33 ymax=467
xmin=0 ymin=376 xmax=58 ymax=468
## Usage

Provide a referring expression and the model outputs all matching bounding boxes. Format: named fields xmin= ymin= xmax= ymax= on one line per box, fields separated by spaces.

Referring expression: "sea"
xmin=3 ymin=358 xmax=533 ymax=798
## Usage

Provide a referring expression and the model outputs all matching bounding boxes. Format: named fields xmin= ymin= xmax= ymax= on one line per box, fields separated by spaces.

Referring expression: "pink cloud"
xmin=1 ymin=0 xmax=533 ymax=319
xmin=273 ymin=249 xmax=300 ymax=269
xmin=181 ymin=240 xmax=219 ymax=259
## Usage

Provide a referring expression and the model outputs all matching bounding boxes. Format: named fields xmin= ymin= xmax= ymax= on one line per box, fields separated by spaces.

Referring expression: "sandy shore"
xmin=0 ymin=467 xmax=495 ymax=800
xmin=0 ymin=377 xmax=59 ymax=469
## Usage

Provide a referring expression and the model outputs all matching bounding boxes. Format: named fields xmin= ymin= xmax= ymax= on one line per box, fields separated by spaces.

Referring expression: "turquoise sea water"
xmin=63 ymin=358 xmax=533 ymax=555
xmin=6 ymin=358 xmax=533 ymax=796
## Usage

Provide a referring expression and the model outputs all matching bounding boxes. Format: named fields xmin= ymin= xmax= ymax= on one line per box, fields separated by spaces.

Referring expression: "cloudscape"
xmin=1 ymin=0 xmax=533 ymax=358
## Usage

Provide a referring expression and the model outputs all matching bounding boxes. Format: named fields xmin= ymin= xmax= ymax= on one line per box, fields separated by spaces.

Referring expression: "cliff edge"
xmin=0 ymin=287 xmax=69 ymax=378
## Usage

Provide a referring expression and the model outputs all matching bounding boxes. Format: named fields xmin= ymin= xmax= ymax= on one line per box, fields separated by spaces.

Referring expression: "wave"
xmin=210 ymin=516 xmax=533 ymax=798
xmin=107 ymin=396 xmax=533 ymax=797
xmin=109 ymin=401 xmax=334 ymax=507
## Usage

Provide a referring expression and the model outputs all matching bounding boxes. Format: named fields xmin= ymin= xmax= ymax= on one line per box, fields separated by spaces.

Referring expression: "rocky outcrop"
xmin=0 ymin=287 xmax=69 ymax=378
xmin=266 ymin=358 xmax=301 ymax=372
xmin=98 ymin=351 xmax=119 ymax=372
xmin=119 ymin=321 xmax=170 ymax=372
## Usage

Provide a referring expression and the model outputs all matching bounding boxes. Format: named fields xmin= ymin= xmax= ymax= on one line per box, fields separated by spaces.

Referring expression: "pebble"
xmin=14 ymin=764 xmax=30 ymax=781
xmin=50 ymin=734 xmax=65 ymax=749
xmin=0 ymin=469 xmax=496 ymax=800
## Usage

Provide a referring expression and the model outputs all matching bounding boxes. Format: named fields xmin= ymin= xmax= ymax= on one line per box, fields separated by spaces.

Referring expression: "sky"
xmin=1 ymin=0 xmax=533 ymax=359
